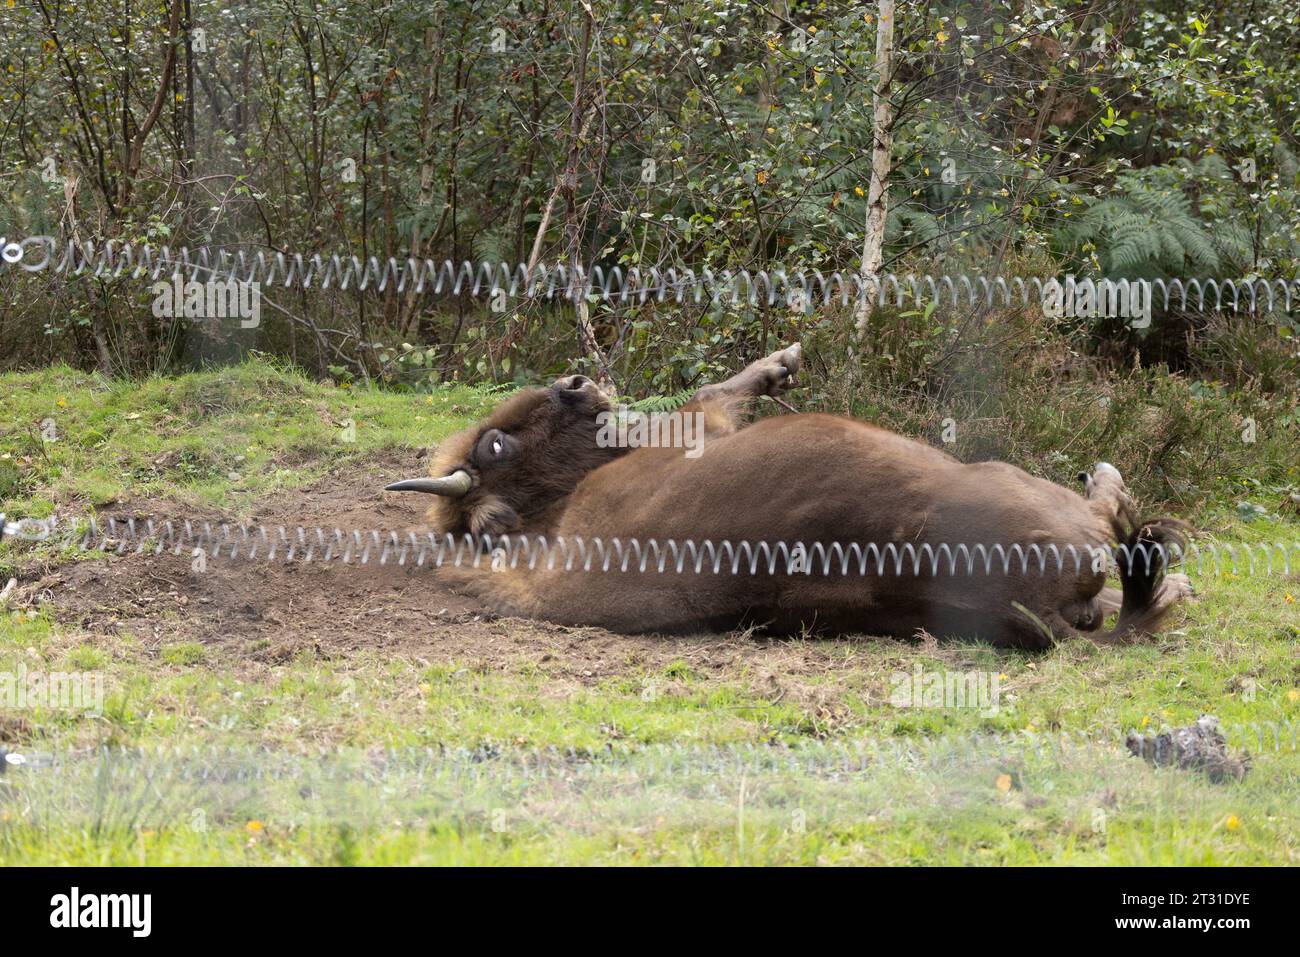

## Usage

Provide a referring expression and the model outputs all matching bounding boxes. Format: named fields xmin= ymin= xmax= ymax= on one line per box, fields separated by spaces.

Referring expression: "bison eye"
xmin=475 ymin=428 xmax=514 ymax=466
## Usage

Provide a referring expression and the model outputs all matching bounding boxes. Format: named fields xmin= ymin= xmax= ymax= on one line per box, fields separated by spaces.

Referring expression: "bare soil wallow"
xmin=21 ymin=452 xmax=883 ymax=701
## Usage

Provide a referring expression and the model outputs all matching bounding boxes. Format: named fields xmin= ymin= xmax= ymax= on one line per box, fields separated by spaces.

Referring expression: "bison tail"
xmin=1096 ymin=515 xmax=1192 ymax=643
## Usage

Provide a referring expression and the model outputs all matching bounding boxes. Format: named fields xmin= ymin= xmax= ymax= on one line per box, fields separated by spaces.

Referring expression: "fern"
xmin=1055 ymin=164 xmax=1236 ymax=276
xmin=887 ymin=204 xmax=945 ymax=248
xmin=627 ymin=388 xmax=695 ymax=413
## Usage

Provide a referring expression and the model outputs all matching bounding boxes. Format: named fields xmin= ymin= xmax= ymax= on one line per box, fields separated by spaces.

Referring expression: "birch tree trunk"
xmin=854 ymin=0 xmax=896 ymax=338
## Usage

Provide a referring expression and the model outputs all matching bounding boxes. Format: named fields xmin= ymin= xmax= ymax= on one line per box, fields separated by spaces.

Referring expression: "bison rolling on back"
xmin=386 ymin=344 xmax=1191 ymax=648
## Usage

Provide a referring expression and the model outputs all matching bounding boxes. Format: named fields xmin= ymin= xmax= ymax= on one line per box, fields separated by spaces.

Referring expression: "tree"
xmin=856 ymin=0 xmax=895 ymax=338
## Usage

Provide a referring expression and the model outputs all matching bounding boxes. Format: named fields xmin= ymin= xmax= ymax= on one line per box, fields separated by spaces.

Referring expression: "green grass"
xmin=1 ymin=740 xmax=1292 ymax=864
xmin=0 ymin=359 xmax=496 ymax=516
xmin=1 ymin=360 xmax=1298 ymax=864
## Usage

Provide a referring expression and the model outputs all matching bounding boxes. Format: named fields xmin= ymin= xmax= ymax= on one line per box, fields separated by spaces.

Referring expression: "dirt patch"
xmin=19 ymin=452 xmax=888 ymax=696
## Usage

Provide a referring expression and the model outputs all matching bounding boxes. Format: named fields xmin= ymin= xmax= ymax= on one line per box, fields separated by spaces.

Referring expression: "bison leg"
xmin=993 ymin=606 xmax=1085 ymax=649
xmin=1089 ymin=573 xmax=1193 ymax=645
xmin=1096 ymin=585 xmax=1123 ymax=615
xmin=686 ymin=343 xmax=801 ymax=431
xmin=1059 ymin=586 xmax=1122 ymax=632
xmin=1079 ymin=461 xmax=1136 ymax=529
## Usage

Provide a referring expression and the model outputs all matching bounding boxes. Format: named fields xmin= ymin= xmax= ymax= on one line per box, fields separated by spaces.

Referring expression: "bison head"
xmin=384 ymin=374 xmax=624 ymax=537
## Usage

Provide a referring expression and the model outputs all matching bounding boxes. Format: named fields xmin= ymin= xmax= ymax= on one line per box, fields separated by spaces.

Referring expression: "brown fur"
xmin=424 ymin=378 xmax=626 ymax=538
xmin=396 ymin=347 xmax=1190 ymax=648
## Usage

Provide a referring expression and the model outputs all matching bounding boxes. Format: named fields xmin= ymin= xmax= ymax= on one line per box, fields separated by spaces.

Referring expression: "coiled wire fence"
xmin=3 ymin=235 xmax=1299 ymax=313
xmin=4 ymin=512 xmax=1299 ymax=580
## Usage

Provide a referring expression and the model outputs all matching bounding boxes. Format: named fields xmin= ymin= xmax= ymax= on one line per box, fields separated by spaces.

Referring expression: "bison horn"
xmin=384 ymin=469 xmax=473 ymax=497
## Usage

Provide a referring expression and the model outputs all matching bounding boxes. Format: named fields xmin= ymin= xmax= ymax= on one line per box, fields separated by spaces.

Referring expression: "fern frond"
xmin=627 ymin=388 xmax=696 ymax=413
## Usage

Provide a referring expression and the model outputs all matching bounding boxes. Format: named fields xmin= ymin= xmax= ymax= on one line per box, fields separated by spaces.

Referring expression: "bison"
xmin=385 ymin=344 xmax=1191 ymax=648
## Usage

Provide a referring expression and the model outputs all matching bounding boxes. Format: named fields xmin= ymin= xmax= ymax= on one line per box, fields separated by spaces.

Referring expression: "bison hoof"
xmin=762 ymin=342 xmax=801 ymax=395
xmin=1082 ymin=461 xmax=1125 ymax=497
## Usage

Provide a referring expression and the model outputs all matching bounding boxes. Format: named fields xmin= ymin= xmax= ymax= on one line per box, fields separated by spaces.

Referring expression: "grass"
xmin=1 ymin=360 xmax=1298 ymax=865
xmin=0 ymin=359 xmax=495 ymax=517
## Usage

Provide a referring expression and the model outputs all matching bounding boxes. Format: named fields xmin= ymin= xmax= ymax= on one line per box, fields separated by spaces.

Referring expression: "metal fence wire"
xmin=3 ymin=513 xmax=1298 ymax=580
xmin=3 ymin=235 xmax=1299 ymax=313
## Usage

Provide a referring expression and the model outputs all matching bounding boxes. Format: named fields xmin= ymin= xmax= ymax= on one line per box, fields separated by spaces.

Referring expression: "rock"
xmin=1125 ymin=715 xmax=1250 ymax=782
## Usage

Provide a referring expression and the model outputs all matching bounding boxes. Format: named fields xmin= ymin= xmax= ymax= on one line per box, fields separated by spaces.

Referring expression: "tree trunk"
xmin=562 ymin=4 xmax=610 ymax=383
xmin=854 ymin=0 xmax=896 ymax=338
xmin=400 ymin=22 xmax=448 ymax=338
xmin=119 ymin=0 xmax=185 ymax=209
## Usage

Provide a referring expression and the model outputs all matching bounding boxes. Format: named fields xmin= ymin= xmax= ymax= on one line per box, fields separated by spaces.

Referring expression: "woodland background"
xmin=1 ymin=0 xmax=1297 ymax=504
